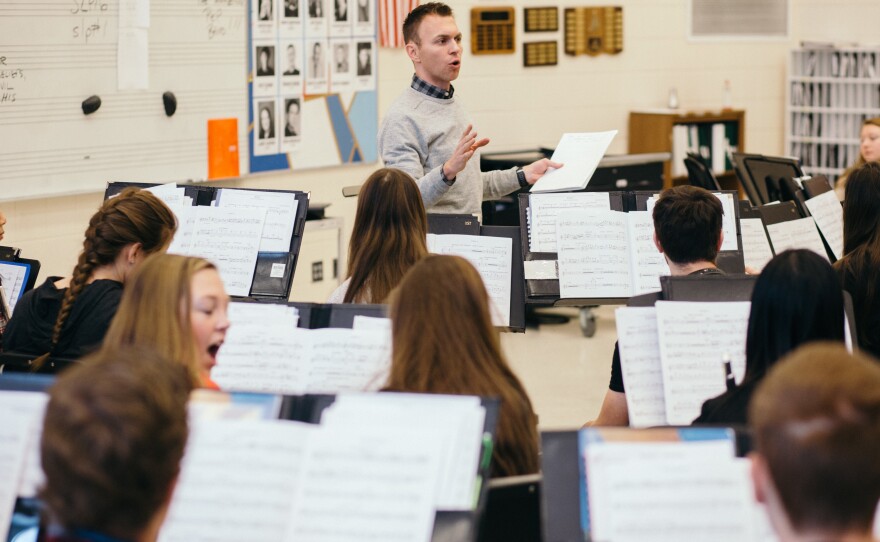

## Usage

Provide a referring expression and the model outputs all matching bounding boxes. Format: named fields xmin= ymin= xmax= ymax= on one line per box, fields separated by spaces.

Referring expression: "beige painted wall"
xmin=4 ymin=0 xmax=879 ymax=281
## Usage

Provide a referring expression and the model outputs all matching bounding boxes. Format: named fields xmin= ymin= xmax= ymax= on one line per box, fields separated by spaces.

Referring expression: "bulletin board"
xmin=0 ymin=0 xmax=249 ymax=202
xmin=248 ymin=0 xmax=378 ymax=173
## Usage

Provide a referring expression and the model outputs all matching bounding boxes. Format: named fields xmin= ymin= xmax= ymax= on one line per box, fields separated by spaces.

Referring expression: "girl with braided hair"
xmin=3 ymin=188 xmax=176 ymax=360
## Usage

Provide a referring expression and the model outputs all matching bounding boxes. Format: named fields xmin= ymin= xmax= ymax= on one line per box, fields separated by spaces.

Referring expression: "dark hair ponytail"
xmin=36 ymin=189 xmax=176 ymax=365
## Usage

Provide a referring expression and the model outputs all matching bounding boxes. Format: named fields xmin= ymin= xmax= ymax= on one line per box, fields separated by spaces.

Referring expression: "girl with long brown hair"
xmin=103 ymin=253 xmax=230 ymax=388
xmin=385 ymin=254 xmax=539 ymax=477
xmin=835 ymin=116 xmax=880 ymax=199
xmin=328 ymin=167 xmax=428 ymax=304
xmin=3 ymin=188 xmax=176 ymax=360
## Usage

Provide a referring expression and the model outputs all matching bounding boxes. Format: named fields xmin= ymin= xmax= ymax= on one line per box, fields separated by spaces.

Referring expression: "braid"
xmin=34 ymin=188 xmax=176 ymax=364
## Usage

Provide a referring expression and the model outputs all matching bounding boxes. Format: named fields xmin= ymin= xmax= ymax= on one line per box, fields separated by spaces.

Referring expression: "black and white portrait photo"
xmin=256 ymin=46 xmax=275 ymax=76
xmin=356 ymin=42 xmax=372 ymax=76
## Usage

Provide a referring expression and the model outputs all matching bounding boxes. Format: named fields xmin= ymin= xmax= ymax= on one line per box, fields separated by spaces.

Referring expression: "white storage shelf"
xmin=786 ymin=47 xmax=880 ymax=184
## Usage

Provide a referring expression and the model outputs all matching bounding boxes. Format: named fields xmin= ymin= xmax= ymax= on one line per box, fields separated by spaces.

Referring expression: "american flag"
xmin=379 ymin=0 xmax=419 ymax=47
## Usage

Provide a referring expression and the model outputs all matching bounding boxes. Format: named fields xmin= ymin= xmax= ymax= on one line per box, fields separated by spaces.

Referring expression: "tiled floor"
xmin=501 ymin=305 xmax=619 ymax=430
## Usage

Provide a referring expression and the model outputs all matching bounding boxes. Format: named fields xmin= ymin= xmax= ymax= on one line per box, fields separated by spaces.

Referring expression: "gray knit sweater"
xmin=378 ymin=87 xmax=520 ymax=216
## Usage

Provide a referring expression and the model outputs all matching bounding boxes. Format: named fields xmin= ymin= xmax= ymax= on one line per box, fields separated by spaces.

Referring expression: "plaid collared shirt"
xmin=410 ymin=74 xmax=455 ymax=99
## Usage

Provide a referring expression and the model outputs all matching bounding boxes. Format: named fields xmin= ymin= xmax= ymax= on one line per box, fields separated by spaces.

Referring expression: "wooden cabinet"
xmin=628 ymin=109 xmax=746 ymax=191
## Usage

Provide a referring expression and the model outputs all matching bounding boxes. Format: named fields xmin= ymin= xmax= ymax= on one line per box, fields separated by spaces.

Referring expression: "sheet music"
xmin=556 ymin=210 xmax=632 ymax=298
xmin=527 ymin=192 xmax=611 ymax=252
xmin=740 ymin=218 xmax=775 ymax=272
xmin=160 ymin=418 xmax=313 ymax=542
xmin=427 ymin=234 xmax=512 ymax=327
xmin=322 ymin=393 xmax=485 ymax=511
xmin=145 ymin=183 xmax=187 ymax=214
xmin=227 ymin=301 xmax=299 ymax=329
xmin=186 ymin=206 xmax=267 ymax=296
xmin=0 ymin=262 xmax=29 ymax=313
xmin=0 ymin=391 xmax=49 ymax=499
xmin=352 ymin=315 xmax=392 ymax=332
xmin=615 ymin=308 xmax=666 ymax=427
xmin=804 ymin=190 xmax=844 ymax=259
xmin=0 ymin=415 xmax=30 ymax=541
xmin=586 ymin=441 xmax=756 ymax=542
xmin=529 ymin=131 xmax=617 ymax=193
xmin=626 ymin=211 xmax=669 ymax=295
xmin=285 ymin=424 xmax=441 ymax=542
xmin=213 ymin=327 xmax=390 ymax=395
xmin=713 ymin=193 xmax=739 ymax=252
xmin=167 ymin=205 xmax=198 ymax=255
xmin=655 ymin=301 xmax=751 ymax=425
xmin=765 ymin=217 xmax=829 ymax=261
xmin=307 ymin=328 xmax=391 ymax=393
xmin=217 ymin=189 xmax=299 ymax=253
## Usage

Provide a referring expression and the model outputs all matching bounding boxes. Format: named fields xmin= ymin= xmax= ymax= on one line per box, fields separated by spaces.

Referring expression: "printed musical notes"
xmin=527 ymin=192 xmax=611 ymax=252
xmin=427 ymin=234 xmax=513 ymax=327
xmin=765 ymin=217 xmax=828 ymax=260
xmin=615 ymin=307 xmax=666 ymax=428
xmin=804 ymin=190 xmax=843 ymax=259
xmin=216 ymin=188 xmax=299 ymax=252
xmin=740 ymin=218 xmax=774 ymax=272
xmin=655 ymin=301 xmax=751 ymax=425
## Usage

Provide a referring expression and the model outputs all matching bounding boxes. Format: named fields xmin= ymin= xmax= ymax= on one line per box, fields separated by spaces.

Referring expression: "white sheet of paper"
xmin=427 ymin=234 xmax=512 ymax=327
xmin=804 ymin=190 xmax=844 ymax=259
xmin=159 ymin=418 xmax=313 ymax=542
xmin=167 ymin=206 xmax=197 ymax=255
xmin=586 ymin=441 xmax=755 ymax=542
xmin=212 ymin=327 xmax=390 ymax=395
xmin=527 ymin=192 xmax=611 ymax=252
xmin=117 ymin=27 xmax=149 ymax=90
xmin=626 ymin=211 xmax=669 ymax=295
xmin=216 ymin=189 xmax=299 ymax=253
xmin=740 ymin=218 xmax=775 ymax=272
xmin=145 ymin=183 xmax=187 ymax=215
xmin=713 ymin=193 xmax=739 ymax=252
xmin=285 ymin=424 xmax=440 ymax=542
xmin=352 ymin=315 xmax=392 ymax=332
xmin=322 ymin=393 xmax=485 ymax=511
xmin=0 ymin=262 xmax=29 ymax=313
xmin=530 ymin=131 xmax=617 ymax=193
xmin=655 ymin=301 xmax=751 ymax=425
xmin=227 ymin=300 xmax=300 ymax=329
xmin=0 ymin=391 xmax=49 ymax=499
xmin=765 ymin=217 xmax=828 ymax=261
xmin=615 ymin=308 xmax=666 ymax=428
xmin=556 ymin=210 xmax=632 ymax=298
xmin=186 ymin=206 xmax=267 ymax=296
xmin=0 ymin=414 xmax=30 ymax=541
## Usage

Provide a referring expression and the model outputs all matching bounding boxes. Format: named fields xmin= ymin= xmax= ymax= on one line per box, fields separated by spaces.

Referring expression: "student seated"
xmin=835 ymin=162 xmax=880 ymax=360
xmin=749 ymin=343 xmax=880 ymax=542
xmin=3 ymin=189 xmax=176 ymax=360
xmin=384 ymin=254 xmax=539 ymax=477
xmin=693 ymin=250 xmax=846 ymax=425
xmin=328 ymin=168 xmax=428 ymax=304
xmin=591 ymin=185 xmax=724 ymax=426
xmin=40 ymin=346 xmax=192 ymax=542
xmin=834 ymin=117 xmax=880 ymax=200
xmin=102 ymin=253 xmax=230 ymax=389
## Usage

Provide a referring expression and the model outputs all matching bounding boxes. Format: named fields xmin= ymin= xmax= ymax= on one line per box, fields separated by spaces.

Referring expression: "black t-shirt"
xmin=3 ymin=277 xmax=123 ymax=359
xmin=837 ymin=262 xmax=880 ymax=360
xmin=692 ymin=378 xmax=759 ymax=425
xmin=608 ymin=267 xmax=725 ymax=393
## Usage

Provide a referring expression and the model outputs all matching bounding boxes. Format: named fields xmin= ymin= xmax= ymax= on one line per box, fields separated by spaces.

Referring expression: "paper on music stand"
xmin=527 ymin=192 xmax=611 ymax=252
xmin=322 ymin=393 xmax=485 ymax=511
xmin=285 ymin=423 xmax=441 ymax=542
xmin=0 ymin=391 xmax=49 ymax=499
xmin=585 ymin=435 xmax=756 ymax=542
xmin=765 ymin=217 xmax=828 ymax=261
xmin=427 ymin=234 xmax=512 ymax=327
xmin=0 ymin=262 xmax=30 ymax=313
xmin=615 ymin=307 xmax=666 ymax=428
xmin=0 ymin=414 xmax=30 ymax=542
xmin=655 ymin=301 xmax=751 ymax=425
xmin=216 ymin=189 xmax=299 ymax=253
xmin=804 ymin=190 xmax=843 ymax=259
xmin=159 ymin=418 xmax=314 ymax=542
xmin=740 ymin=218 xmax=774 ymax=272
xmin=186 ymin=206 xmax=267 ymax=296
xmin=529 ymin=131 xmax=618 ymax=193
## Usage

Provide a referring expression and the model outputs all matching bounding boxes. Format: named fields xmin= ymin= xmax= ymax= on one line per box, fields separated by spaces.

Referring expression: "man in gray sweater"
xmin=378 ymin=2 xmax=561 ymax=217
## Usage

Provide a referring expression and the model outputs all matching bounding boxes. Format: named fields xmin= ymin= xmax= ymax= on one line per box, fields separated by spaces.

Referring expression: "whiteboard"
xmin=0 ymin=0 xmax=248 ymax=201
